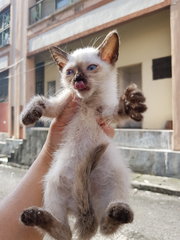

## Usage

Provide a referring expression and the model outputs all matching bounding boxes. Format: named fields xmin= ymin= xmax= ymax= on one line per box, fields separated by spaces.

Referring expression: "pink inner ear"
xmin=101 ymin=52 xmax=112 ymax=64
xmin=58 ymin=62 xmax=66 ymax=69
xmin=98 ymin=31 xmax=119 ymax=64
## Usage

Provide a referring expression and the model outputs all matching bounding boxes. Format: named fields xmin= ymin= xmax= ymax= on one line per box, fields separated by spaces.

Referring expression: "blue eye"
xmin=87 ymin=64 xmax=98 ymax=71
xmin=66 ymin=69 xmax=74 ymax=75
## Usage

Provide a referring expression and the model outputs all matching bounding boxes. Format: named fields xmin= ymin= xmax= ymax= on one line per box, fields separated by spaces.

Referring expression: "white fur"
xmin=42 ymin=47 xmax=131 ymax=231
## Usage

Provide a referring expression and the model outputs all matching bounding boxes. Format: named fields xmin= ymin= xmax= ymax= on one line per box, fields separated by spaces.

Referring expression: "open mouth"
xmin=74 ymin=80 xmax=90 ymax=91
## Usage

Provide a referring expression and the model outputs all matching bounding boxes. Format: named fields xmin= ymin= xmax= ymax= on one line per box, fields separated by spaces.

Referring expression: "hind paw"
xmin=21 ymin=207 xmax=48 ymax=227
xmin=100 ymin=202 xmax=134 ymax=235
xmin=108 ymin=202 xmax=134 ymax=224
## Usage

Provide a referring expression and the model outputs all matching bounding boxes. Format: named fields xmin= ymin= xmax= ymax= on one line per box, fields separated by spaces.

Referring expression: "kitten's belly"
xmin=44 ymin=114 xmax=121 ymax=213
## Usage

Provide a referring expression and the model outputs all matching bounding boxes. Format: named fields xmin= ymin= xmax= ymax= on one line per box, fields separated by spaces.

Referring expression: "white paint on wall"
xmin=0 ymin=55 xmax=8 ymax=70
xmin=44 ymin=63 xmax=60 ymax=96
xmin=0 ymin=0 xmax=10 ymax=10
xmin=44 ymin=9 xmax=171 ymax=129
xmin=29 ymin=0 xmax=165 ymax=52
xmin=116 ymin=9 xmax=172 ymax=129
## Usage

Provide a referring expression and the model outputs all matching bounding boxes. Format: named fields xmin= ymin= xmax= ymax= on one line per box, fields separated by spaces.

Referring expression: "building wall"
xmin=0 ymin=0 xmax=10 ymax=10
xmin=44 ymin=63 xmax=61 ymax=96
xmin=0 ymin=102 xmax=8 ymax=132
xmin=170 ymin=0 xmax=180 ymax=150
xmin=117 ymin=9 xmax=172 ymax=129
xmin=0 ymin=2 xmax=10 ymax=133
xmin=28 ymin=0 xmax=169 ymax=54
xmin=44 ymin=9 xmax=171 ymax=129
xmin=8 ymin=0 xmax=29 ymax=138
xmin=0 ymin=0 xmax=172 ymax=138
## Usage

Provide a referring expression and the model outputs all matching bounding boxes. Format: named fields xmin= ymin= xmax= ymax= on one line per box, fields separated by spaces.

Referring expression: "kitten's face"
xmin=61 ymin=48 xmax=110 ymax=98
xmin=50 ymin=31 xmax=119 ymax=99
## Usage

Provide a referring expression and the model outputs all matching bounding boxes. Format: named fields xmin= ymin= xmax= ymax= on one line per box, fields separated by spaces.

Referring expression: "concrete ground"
xmin=0 ymin=164 xmax=180 ymax=240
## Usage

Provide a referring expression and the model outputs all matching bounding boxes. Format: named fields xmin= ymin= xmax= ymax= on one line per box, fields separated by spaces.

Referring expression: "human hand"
xmin=44 ymin=94 xmax=78 ymax=155
xmin=97 ymin=119 xmax=115 ymax=138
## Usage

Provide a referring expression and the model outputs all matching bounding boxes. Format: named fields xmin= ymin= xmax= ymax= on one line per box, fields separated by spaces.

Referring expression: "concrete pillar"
xmin=9 ymin=0 xmax=29 ymax=139
xmin=25 ymin=58 xmax=35 ymax=103
xmin=21 ymin=57 xmax=35 ymax=138
xmin=171 ymin=0 xmax=180 ymax=150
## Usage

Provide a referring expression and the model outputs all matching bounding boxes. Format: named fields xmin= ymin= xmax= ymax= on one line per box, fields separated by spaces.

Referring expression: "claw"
xmin=121 ymin=84 xmax=147 ymax=121
xmin=133 ymin=103 xmax=147 ymax=113
xmin=129 ymin=92 xmax=146 ymax=103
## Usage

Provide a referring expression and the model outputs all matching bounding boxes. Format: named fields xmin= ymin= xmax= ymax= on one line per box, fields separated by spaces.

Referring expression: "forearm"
xmin=0 ymin=146 xmax=52 ymax=240
xmin=0 ymin=96 xmax=78 ymax=240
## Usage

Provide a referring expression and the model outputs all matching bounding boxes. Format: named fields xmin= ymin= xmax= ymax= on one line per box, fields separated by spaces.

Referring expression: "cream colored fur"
xmin=44 ymin=47 xmax=130 ymax=237
xmin=20 ymin=31 xmax=144 ymax=240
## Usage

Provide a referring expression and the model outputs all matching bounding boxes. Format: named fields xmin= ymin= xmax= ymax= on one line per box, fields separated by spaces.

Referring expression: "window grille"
xmin=0 ymin=70 xmax=9 ymax=102
xmin=47 ymin=80 xmax=56 ymax=96
xmin=152 ymin=56 xmax=172 ymax=80
xmin=29 ymin=0 xmax=80 ymax=25
xmin=0 ymin=6 xmax=10 ymax=48
xmin=35 ymin=62 xmax=44 ymax=95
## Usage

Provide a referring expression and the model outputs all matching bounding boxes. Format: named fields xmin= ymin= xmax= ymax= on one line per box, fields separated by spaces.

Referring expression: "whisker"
xmin=92 ymin=34 xmax=105 ymax=47
xmin=80 ymin=39 xmax=85 ymax=48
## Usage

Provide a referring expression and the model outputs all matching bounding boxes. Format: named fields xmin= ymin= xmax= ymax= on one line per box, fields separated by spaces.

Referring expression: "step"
xmin=0 ymin=139 xmax=23 ymax=156
xmin=0 ymin=141 xmax=7 ymax=155
xmin=0 ymin=132 xmax=8 ymax=141
xmin=6 ymin=138 xmax=23 ymax=149
xmin=117 ymin=146 xmax=180 ymax=179
xmin=132 ymin=173 xmax=180 ymax=196
xmin=0 ymin=154 xmax=8 ymax=163
xmin=114 ymin=129 xmax=172 ymax=150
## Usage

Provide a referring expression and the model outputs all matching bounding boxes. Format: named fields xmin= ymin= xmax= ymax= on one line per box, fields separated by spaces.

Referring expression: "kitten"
xmin=20 ymin=31 xmax=146 ymax=240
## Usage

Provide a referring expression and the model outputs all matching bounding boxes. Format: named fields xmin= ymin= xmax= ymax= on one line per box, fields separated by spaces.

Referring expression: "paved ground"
xmin=0 ymin=164 xmax=180 ymax=240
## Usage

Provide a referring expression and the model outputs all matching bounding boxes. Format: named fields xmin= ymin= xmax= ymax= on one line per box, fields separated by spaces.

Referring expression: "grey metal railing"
xmin=29 ymin=0 xmax=80 ymax=25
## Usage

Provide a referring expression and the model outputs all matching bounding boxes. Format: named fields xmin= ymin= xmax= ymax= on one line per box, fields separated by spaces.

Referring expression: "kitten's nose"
xmin=74 ymin=73 xmax=85 ymax=82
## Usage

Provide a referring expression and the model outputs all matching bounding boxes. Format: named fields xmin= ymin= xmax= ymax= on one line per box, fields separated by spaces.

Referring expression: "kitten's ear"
xmin=98 ymin=30 xmax=119 ymax=65
xmin=50 ymin=46 xmax=69 ymax=71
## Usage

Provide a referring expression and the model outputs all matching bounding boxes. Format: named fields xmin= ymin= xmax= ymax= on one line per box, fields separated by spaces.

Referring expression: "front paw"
xmin=21 ymin=98 xmax=46 ymax=125
xmin=121 ymin=84 xmax=147 ymax=121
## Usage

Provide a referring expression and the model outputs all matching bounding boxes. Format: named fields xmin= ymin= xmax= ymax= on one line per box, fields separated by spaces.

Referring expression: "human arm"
xmin=0 ymin=95 xmax=78 ymax=240
xmin=0 ymin=96 xmax=114 ymax=240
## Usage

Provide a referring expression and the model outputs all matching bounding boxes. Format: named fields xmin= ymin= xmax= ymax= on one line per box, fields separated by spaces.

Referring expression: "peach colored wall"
xmin=0 ymin=102 xmax=8 ymax=132
xmin=171 ymin=1 xmax=180 ymax=150
xmin=63 ymin=10 xmax=171 ymax=129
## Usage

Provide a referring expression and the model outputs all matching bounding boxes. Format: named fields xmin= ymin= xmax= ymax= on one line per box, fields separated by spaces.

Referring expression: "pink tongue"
xmin=74 ymin=81 xmax=86 ymax=90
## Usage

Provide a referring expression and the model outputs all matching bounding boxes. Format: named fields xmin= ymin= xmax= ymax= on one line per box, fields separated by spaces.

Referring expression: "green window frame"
xmin=0 ymin=6 xmax=10 ymax=48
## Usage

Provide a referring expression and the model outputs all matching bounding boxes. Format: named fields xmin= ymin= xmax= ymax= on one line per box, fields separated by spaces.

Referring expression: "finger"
xmin=101 ymin=124 xmax=115 ymax=138
xmin=97 ymin=118 xmax=106 ymax=126
xmin=97 ymin=119 xmax=115 ymax=138
xmin=57 ymin=100 xmax=78 ymax=123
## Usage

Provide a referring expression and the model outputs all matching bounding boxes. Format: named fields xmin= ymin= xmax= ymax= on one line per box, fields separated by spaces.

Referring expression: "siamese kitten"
xmin=20 ymin=31 xmax=146 ymax=240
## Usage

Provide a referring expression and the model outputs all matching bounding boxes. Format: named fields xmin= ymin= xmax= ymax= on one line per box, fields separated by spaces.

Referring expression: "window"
xmin=29 ymin=0 xmax=80 ymax=25
xmin=152 ymin=56 xmax=172 ymax=80
xmin=0 ymin=70 xmax=9 ymax=102
xmin=0 ymin=6 xmax=10 ymax=48
xmin=35 ymin=62 xmax=44 ymax=95
xmin=56 ymin=0 xmax=69 ymax=9
xmin=47 ymin=81 xmax=56 ymax=96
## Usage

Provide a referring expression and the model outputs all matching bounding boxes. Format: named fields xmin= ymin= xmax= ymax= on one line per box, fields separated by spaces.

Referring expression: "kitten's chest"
xmin=66 ymin=105 xmax=98 ymax=132
xmin=58 ymin=107 xmax=105 ymax=166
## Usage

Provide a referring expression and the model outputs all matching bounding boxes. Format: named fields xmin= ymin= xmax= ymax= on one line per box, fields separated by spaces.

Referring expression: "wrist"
xmin=39 ymin=142 xmax=54 ymax=164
